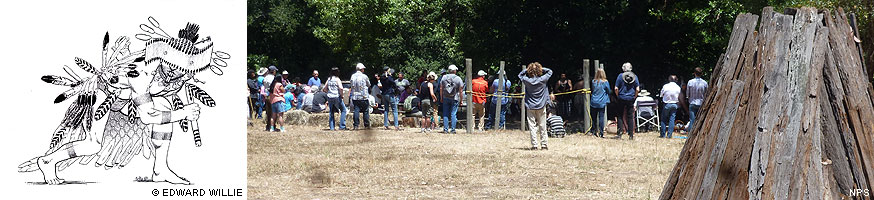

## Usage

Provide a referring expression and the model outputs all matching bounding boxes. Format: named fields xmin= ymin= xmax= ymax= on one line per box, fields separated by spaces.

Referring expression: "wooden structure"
xmin=495 ymin=61 xmax=506 ymax=129
xmin=582 ymin=59 xmax=591 ymax=133
xmin=521 ymin=64 xmax=527 ymax=131
xmin=465 ymin=58 xmax=473 ymax=133
xmin=661 ymin=7 xmax=874 ymax=200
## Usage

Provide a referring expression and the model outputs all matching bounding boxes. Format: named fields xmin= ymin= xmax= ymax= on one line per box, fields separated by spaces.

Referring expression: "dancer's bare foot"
xmin=152 ymin=169 xmax=189 ymax=184
xmin=37 ymin=157 xmax=63 ymax=185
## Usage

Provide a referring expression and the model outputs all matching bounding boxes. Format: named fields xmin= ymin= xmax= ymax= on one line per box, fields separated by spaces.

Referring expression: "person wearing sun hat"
xmin=350 ymin=63 xmax=371 ymax=130
xmin=471 ymin=70 xmax=489 ymax=131
xmin=255 ymin=67 xmax=268 ymax=119
xmin=281 ymin=70 xmax=290 ymax=86
xmin=634 ymin=89 xmax=655 ymax=126
xmin=613 ymin=62 xmax=639 ymax=140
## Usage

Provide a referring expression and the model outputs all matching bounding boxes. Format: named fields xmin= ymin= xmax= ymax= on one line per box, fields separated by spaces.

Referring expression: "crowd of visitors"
xmin=246 ymin=61 xmax=710 ymax=147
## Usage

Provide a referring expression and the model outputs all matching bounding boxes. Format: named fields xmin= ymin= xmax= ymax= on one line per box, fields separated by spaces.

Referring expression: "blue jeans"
xmin=660 ymin=103 xmax=679 ymax=138
xmin=256 ymin=94 xmax=265 ymax=119
xmin=296 ymin=95 xmax=304 ymax=110
xmin=328 ymin=97 xmax=347 ymax=130
xmin=485 ymin=101 xmax=508 ymax=129
xmin=383 ymin=95 xmax=399 ymax=128
xmin=352 ymin=99 xmax=370 ymax=128
xmin=689 ymin=104 xmax=701 ymax=131
xmin=442 ymin=98 xmax=459 ymax=132
xmin=591 ymin=107 xmax=606 ymax=137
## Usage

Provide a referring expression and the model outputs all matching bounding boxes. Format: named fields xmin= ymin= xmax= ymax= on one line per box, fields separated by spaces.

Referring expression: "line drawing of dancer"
xmin=18 ymin=16 xmax=229 ymax=185
xmin=129 ymin=16 xmax=229 ymax=184
xmin=18 ymin=32 xmax=147 ymax=185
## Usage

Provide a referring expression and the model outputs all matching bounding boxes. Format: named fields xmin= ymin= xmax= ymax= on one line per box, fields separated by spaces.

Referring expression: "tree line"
xmin=248 ymin=0 xmax=872 ymax=89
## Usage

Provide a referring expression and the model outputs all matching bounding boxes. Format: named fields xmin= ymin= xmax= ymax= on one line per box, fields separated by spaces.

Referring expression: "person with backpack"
xmin=613 ymin=62 xmax=640 ymax=140
xmin=440 ymin=65 xmax=464 ymax=134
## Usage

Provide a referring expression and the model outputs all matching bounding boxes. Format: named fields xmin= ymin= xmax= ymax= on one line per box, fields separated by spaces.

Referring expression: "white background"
xmin=0 ymin=0 xmax=247 ymax=199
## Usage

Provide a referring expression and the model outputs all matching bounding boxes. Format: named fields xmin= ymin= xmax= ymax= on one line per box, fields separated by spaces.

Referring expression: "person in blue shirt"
xmin=519 ymin=62 xmax=553 ymax=150
xmin=686 ymin=67 xmax=708 ymax=131
xmin=283 ymin=84 xmax=296 ymax=113
xmin=307 ymin=70 xmax=321 ymax=88
xmin=590 ymin=68 xmax=612 ymax=137
xmin=255 ymin=68 xmax=267 ymax=119
xmin=485 ymin=74 xmax=512 ymax=130
xmin=613 ymin=62 xmax=640 ymax=140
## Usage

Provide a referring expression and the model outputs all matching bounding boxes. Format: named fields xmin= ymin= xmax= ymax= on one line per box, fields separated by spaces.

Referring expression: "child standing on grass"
xmin=270 ymin=76 xmax=287 ymax=132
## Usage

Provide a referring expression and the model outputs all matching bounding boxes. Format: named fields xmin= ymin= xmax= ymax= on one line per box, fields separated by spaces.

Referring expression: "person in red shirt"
xmin=471 ymin=70 xmax=490 ymax=131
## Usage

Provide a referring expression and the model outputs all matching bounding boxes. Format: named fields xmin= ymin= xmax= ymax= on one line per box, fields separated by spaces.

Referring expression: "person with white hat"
xmin=255 ymin=68 xmax=268 ymax=119
xmin=350 ymin=63 xmax=371 ymax=130
xmin=634 ymin=89 xmax=655 ymax=132
xmin=440 ymin=64 xmax=464 ymax=133
xmin=281 ymin=70 xmax=290 ymax=86
xmin=471 ymin=70 xmax=490 ymax=131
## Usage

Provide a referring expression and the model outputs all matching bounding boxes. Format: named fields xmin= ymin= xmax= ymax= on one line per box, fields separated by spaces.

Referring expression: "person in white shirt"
xmin=323 ymin=67 xmax=347 ymax=130
xmin=659 ymin=75 xmax=682 ymax=139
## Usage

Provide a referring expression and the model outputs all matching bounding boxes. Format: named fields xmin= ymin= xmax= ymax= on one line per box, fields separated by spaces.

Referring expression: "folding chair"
xmin=636 ymin=100 xmax=660 ymax=132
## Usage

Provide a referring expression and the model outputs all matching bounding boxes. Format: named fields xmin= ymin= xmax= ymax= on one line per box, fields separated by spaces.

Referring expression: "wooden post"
xmin=521 ymin=64 xmax=527 ymax=131
xmin=582 ymin=59 xmax=591 ymax=134
xmin=465 ymin=58 xmax=473 ymax=133
xmin=496 ymin=61 xmax=506 ymax=129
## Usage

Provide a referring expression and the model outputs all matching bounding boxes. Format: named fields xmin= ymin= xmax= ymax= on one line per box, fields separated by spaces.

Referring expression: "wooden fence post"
xmin=583 ymin=59 xmax=591 ymax=134
xmin=496 ymin=61 xmax=506 ymax=129
xmin=465 ymin=58 xmax=473 ymax=133
xmin=521 ymin=64 xmax=527 ymax=131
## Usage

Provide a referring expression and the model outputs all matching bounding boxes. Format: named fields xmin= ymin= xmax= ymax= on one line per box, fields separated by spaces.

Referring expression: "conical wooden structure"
xmin=660 ymin=7 xmax=874 ymax=200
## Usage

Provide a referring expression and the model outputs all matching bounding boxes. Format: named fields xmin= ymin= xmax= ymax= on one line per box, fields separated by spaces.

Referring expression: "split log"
xmin=661 ymin=7 xmax=874 ymax=200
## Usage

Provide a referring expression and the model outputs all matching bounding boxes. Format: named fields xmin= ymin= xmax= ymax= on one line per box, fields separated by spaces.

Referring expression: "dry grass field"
xmin=247 ymin=120 xmax=686 ymax=199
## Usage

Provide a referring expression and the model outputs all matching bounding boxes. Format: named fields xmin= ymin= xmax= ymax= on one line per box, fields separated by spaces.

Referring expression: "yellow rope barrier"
xmin=465 ymin=88 xmax=591 ymax=99
xmin=465 ymin=88 xmax=598 ymax=134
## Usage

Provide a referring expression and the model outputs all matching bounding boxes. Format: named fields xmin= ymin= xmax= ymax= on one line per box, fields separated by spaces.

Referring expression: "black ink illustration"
xmin=18 ymin=17 xmax=229 ymax=185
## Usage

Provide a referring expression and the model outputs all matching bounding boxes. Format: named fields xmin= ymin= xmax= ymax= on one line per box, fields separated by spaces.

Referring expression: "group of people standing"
xmin=587 ymin=63 xmax=709 ymax=140
xmin=247 ymin=61 xmax=709 ymax=149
